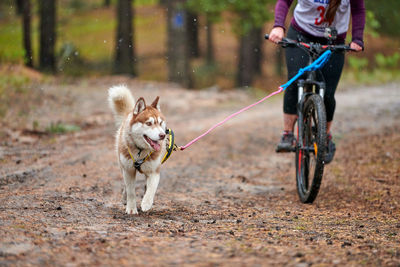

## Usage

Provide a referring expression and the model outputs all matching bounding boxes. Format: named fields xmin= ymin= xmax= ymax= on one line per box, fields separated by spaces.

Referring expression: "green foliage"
xmin=364 ymin=11 xmax=380 ymax=38
xmin=0 ymin=19 xmax=25 ymax=63
xmin=0 ymin=74 xmax=31 ymax=118
xmin=186 ymin=0 xmax=274 ymax=35
xmin=226 ymin=0 xmax=274 ymax=36
xmin=192 ymin=63 xmax=218 ymax=89
xmin=348 ymin=56 xmax=369 ymax=70
xmin=375 ymin=52 xmax=400 ymax=69
xmin=186 ymin=0 xmax=228 ymax=22
xmin=32 ymin=120 xmax=40 ymax=131
xmin=68 ymin=0 xmax=89 ymax=11
xmin=135 ymin=0 xmax=159 ymax=6
xmin=347 ymin=56 xmax=368 ymax=81
xmin=344 ymin=54 xmax=400 ymax=84
xmin=343 ymin=68 xmax=400 ymax=85
xmin=365 ymin=0 xmax=400 ymax=36
xmin=0 ymin=76 xmax=30 ymax=93
xmin=57 ymin=42 xmax=85 ymax=76
xmin=45 ymin=122 xmax=81 ymax=134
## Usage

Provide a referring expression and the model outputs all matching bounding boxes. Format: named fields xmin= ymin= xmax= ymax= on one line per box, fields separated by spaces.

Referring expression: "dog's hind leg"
xmin=141 ymin=173 xmax=160 ymax=212
xmin=123 ymin=169 xmax=138 ymax=214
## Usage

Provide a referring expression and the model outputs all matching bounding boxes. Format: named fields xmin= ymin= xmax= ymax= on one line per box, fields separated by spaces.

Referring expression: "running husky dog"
xmin=108 ymin=85 xmax=167 ymax=214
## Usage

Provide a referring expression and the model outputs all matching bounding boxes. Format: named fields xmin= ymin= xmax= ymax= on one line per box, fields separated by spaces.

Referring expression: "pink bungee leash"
xmin=179 ymin=87 xmax=284 ymax=151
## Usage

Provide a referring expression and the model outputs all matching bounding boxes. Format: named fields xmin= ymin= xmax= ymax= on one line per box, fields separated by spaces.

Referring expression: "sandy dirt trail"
xmin=0 ymin=79 xmax=399 ymax=266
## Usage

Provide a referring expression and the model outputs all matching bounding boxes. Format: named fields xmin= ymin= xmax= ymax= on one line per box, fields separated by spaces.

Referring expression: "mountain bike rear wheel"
xmin=295 ymin=94 xmax=327 ymax=203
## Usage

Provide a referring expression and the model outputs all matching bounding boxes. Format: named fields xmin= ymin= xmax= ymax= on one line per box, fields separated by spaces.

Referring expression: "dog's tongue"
xmin=149 ymin=139 xmax=160 ymax=151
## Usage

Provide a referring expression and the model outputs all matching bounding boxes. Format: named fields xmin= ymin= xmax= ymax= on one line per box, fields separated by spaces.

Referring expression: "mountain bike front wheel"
xmin=295 ymin=94 xmax=327 ymax=203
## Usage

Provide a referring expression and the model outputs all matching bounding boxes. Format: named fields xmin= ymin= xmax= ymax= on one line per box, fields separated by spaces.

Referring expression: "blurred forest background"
xmin=0 ymin=0 xmax=399 ymax=94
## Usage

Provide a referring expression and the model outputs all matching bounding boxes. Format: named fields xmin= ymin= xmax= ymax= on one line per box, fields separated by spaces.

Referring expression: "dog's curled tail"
xmin=108 ymin=85 xmax=135 ymax=126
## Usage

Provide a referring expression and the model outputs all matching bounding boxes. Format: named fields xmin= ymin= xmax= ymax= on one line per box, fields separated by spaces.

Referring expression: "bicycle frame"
xmin=296 ymin=50 xmax=327 ymax=154
xmin=265 ymin=32 xmax=356 ymax=203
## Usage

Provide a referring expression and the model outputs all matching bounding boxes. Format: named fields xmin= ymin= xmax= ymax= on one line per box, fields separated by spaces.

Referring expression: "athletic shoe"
xmin=324 ymin=133 xmax=336 ymax=164
xmin=276 ymin=131 xmax=295 ymax=153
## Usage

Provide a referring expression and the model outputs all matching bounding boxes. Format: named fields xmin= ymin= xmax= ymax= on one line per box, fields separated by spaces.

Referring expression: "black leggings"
xmin=284 ymin=26 xmax=345 ymax=122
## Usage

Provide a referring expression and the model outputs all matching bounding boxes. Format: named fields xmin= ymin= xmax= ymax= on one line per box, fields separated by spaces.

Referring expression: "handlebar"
xmin=264 ymin=34 xmax=356 ymax=53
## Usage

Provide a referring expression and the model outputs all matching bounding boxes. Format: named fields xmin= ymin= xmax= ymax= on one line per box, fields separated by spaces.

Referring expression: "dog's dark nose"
xmin=159 ymin=133 xmax=166 ymax=140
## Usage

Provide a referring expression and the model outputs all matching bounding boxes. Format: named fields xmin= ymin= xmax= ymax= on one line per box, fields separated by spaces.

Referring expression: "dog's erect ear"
xmin=133 ymin=98 xmax=146 ymax=115
xmin=150 ymin=96 xmax=161 ymax=111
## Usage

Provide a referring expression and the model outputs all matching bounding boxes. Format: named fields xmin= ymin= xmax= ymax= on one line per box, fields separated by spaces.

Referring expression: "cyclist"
xmin=268 ymin=0 xmax=365 ymax=163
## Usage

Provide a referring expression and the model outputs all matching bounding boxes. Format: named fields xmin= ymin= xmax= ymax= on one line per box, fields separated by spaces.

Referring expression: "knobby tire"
xmin=295 ymin=94 xmax=327 ymax=203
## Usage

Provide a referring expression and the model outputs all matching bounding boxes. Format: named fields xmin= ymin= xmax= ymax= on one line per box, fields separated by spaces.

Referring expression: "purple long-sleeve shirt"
xmin=274 ymin=0 xmax=365 ymax=47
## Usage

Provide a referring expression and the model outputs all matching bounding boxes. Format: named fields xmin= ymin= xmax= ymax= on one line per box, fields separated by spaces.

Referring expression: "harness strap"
xmin=161 ymin=128 xmax=175 ymax=164
xmin=127 ymin=146 xmax=153 ymax=171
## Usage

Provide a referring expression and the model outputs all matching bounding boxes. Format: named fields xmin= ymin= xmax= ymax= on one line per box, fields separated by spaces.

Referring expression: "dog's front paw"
xmin=125 ymin=205 xmax=138 ymax=215
xmin=141 ymin=198 xmax=153 ymax=212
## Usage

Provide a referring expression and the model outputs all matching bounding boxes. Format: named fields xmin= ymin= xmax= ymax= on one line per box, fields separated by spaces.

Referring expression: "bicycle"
xmin=265 ymin=31 xmax=355 ymax=203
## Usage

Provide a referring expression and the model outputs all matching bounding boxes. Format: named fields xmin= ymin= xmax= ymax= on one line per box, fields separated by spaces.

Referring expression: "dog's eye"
xmin=146 ymin=122 xmax=152 ymax=126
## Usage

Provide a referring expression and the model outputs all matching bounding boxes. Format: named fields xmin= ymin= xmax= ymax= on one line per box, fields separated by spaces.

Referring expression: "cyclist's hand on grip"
xmin=268 ymin=27 xmax=285 ymax=44
xmin=350 ymin=42 xmax=363 ymax=52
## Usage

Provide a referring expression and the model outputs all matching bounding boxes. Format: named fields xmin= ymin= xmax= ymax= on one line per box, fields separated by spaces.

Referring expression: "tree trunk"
xmin=186 ymin=12 xmax=199 ymax=58
xmin=22 ymin=0 xmax=33 ymax=67
xmin=103 ymin=0 xmax=111 ymax=7
xmin=253 ymin=28 xmax=263 ymax=75
xmin=166 ymin=0 xmax=192 ymax=88
xmin=16 ymin=0 xmax=23 ymax=15
xmin=39 ymin=0 xmax=56 ymax=73
xmin=114 ymin=0 xmax=136 ymax=75
xmin=237 ymin=28 xmax=261 ymax=87
xmin=206 ymin=16 xmax=214 ymax=65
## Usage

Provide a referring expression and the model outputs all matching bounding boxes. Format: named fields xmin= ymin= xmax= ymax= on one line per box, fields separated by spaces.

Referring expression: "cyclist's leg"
xmin=283 ymin=114 xmax=297 ymax=133
xmin=283 ymin=26 xmax=310 ymax=121
xmin=327 ymin=121 xmax=333 ymax=135
xmin=320 ymin=52 xmax=345 ymax=163
xmin=320 ymin=51 xmax=345 ymax=126
xmin=277 ymin=26 xmax=310 ymax=152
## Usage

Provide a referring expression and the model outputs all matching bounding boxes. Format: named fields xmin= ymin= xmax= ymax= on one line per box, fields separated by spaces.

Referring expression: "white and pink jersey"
xmin=294 ymin=0 xmax=351 ymax=37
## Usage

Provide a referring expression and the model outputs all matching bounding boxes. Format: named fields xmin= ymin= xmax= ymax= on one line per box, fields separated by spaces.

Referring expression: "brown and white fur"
xmin=108 ymin=85 xmax=167 ymax=214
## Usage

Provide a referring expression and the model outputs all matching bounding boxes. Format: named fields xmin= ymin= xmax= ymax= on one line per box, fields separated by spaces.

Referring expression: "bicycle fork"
xmin=296 ymin=79 xmax=326 ymax=154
